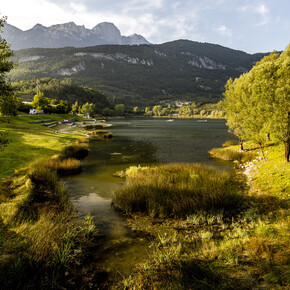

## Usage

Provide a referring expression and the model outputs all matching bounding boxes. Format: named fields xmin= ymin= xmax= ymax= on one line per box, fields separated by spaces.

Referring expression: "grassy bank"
xmin=0 ymin=114 xmax=88 ymax=179
xmin=0 ymin=142 xmax=96 ymax=289
xmin=0 ymin=115 xmax=98 ymax=288
xmin=113 ymin=142 xmax=289 ymax=289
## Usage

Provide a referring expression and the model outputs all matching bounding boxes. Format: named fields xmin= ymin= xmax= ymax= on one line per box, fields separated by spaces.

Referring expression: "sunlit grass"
xmin=113 ymin=163 xmax=247 ymax=217
xmin=0 ymin=114 xmax=85 ymax=178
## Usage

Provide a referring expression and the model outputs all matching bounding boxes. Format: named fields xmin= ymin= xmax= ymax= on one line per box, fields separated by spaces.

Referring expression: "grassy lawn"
xmin=0 ymin=114 xmax=86 ymax=178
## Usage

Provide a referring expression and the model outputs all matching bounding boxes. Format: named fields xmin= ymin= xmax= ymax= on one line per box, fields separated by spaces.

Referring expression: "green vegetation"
xmin=115 ymin=142 xmax=289 ymax=289
xmin=222 ymin=44 xmax=290 ymax=162
xmin=0 ymin=148 xmax=97 ymax=289
xmin=113 ymin=164 xmax=246 ymax=217
xmin=0 ymin=16 xmax=16 ymax=122
xmin=9 ymin=40 xmax=268 ymax=106
xmin=209 ymin=147 xmax=256 ymax=162
xmin=0 ymin=114 xmax=86 ymax=178
xmin=13 ymin=78 xmax=112 ymax=114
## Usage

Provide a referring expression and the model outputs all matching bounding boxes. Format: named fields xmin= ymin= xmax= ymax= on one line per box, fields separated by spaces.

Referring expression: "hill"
xmin=9 ymin=40 xmax=268 ymax=106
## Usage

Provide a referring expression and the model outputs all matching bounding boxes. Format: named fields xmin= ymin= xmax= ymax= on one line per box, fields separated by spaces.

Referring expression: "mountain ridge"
xmin=9 ymin=39 xmax=269 ymax=106
xmin=3 ymin=22 xmax=151 ymax=50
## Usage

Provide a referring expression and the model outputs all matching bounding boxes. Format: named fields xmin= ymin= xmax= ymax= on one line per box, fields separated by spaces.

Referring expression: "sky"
xmin=1 ymin=0 xmax=289 ymax=53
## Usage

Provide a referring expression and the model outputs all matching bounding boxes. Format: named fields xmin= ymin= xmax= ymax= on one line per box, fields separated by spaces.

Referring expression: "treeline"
xmin=13 ymin=78 xmax=112 ymax=114
xmin=140 ymin=102 xmax=224 ymax=118
xmin=222 ymin=44 xmax=289 ymax=162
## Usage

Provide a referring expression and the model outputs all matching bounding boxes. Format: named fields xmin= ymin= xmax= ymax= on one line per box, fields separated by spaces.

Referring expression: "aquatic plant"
xmin=112 ymin=163 xmax=247 ymax=217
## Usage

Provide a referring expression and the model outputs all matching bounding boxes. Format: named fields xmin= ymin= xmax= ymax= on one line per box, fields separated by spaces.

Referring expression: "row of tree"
xmin=222 ymin=44 xmax=290 ymax=162
xmin=143 ymin=102 xmax=224 ymax=118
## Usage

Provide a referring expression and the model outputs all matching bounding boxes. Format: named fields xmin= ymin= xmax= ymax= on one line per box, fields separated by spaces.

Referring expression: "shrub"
xmin=59 ymin=144 xmax=89 ymax=160
xmin=222 ymin=140 xmax=239 ymax=147
xmin=209 ymin=148 xmax=256 ymax=163
xmin=46 ymin=158 xmax=81 ymax=176
xmin=112 ymin=164 xmax=246 ymax=217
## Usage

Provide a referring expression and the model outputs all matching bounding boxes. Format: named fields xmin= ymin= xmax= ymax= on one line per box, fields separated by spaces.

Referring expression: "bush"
xmin=46 ymin=158 xmax=81 ymax=176
xmin=209 ymin=148 xmax=256 ymax=162
xmin=59 ymin=144 xmax=89 ymax=160
xmin=112 ymin=164 xmax=246 ymax=217
xmin=222 ymin=140 xmax=239 ymax=147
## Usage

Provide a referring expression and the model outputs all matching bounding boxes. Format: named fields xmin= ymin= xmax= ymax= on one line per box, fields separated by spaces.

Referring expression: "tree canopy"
xmin=223 ymin=45 xmax=290 ymax=162
xmin=0 ymin=16 xmax=16 ymax=121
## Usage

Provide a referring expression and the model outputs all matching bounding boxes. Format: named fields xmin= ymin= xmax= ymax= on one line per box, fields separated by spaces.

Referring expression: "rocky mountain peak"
xmin=92 ymin=22 xmax=121 ymax=37
xmin=3 ymin=22 xmax=151 ymax=50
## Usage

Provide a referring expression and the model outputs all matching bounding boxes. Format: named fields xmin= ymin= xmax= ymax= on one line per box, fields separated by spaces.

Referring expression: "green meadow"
xmin=0 ymin=114 xmax=86 ymax=178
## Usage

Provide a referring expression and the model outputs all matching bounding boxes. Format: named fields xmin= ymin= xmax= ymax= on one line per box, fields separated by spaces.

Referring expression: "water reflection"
xmin=65 ymin=118 xmax=234 ymax=282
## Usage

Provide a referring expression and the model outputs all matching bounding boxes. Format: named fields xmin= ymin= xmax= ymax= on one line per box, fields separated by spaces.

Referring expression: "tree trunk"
xmin=259 ymin=143 xmax=266 ymax=161
xmin=239 ymin=138 xmax=243 ymax=151
xmin=266 ymin=132 xmax=270 ymax=142
xmin=285 ymin=140 xmax=290 ymax=163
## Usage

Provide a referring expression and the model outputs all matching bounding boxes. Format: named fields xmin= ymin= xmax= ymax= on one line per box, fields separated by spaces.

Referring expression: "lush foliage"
xmin=13 ymin=77 xmax=112 ymax=114
xmin=223 ymin=44 xmax=290 ymax=162
xmin=0 ymin=17 xmax=17 ymax=122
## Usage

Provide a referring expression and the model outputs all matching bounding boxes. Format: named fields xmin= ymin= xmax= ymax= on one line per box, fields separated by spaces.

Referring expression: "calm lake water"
xmin=65 ymin=118 xmax=234 ymax=281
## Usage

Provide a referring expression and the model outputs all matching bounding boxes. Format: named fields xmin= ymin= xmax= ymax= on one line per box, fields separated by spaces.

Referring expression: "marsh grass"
xmin=113 ymin=164 xmax=246 ymax=217
xmin=222 ymin=140 xmax=239 ymax=147
xmin=120 ymin=142 xmax=289 ymax=290
xmin=59 ymin=143 xmax=89 ymax=160
xmin=209 ymin=147 xmax=256 ymax=162
xmin=0 ymin=157 xmax=88 ymax=288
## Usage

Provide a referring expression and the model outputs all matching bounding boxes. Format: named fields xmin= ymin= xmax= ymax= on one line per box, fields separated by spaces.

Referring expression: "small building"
xmin=29 ymin=109 xmax=44 ymax=115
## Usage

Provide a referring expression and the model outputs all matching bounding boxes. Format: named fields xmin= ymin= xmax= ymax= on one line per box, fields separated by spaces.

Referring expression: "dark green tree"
xmin=0 ymin=16 xmax=16 ymax=123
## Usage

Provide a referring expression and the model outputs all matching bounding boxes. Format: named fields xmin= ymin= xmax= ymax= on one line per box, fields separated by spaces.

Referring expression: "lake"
xmin=64 ymin=118 xmax=234 ymax=282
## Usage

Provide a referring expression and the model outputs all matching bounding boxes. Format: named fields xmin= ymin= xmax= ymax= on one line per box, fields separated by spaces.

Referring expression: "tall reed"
xmin=112 ymin=164 xmax=246 ymax=217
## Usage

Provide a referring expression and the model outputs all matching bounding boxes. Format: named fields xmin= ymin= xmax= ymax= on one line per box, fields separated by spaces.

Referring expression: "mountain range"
xmin=9 ymin=40 xmax=268 ymax=106
xmin=3 ymin=22 xmax=150 ymax=50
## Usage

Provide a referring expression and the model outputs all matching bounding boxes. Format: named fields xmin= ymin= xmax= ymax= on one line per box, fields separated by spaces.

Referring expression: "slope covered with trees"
xmin=8 ymin=40 xmax=268 ymax=106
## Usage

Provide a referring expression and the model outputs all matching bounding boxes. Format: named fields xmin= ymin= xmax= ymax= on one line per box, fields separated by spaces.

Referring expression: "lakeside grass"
xmin=0 ymin=147 xmax=97 ymax=289
xmin=114 ymin=141 xmax=289 ymax=289
xmin=113 ymin=164 xmax=247 ymax=217
xmin=0 ymin=114 xmax=86 ymax=178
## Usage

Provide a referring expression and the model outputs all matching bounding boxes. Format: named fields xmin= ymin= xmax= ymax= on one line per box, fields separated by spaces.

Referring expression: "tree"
xmin=71 ymin=101 xmax=80 ymax=115
xmin=82 ymin=102 xmax=95 ymax=118
xmin=0 ymin=16 xmax=16 ymax=122
xmin=223 ymin=45 xmax=290 ymax=162
xmin=114 ymin=104 xmax=125 ymax=116
xmin=31 ymin=92 xmax=50 ymax=111
xmin=270 ymin=45 xmax=290 ymax=162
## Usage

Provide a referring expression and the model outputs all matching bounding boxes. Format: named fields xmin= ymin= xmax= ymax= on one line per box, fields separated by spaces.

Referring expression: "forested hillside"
xmin=9 ymin=40 xmax=268 ymax=106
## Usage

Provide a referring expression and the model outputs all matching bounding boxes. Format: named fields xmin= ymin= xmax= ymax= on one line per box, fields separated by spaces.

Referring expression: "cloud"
xmin=238 ymin=2 xmax=269 ymax=26
xmin=215 ymin=25 xmax=232 ymax=38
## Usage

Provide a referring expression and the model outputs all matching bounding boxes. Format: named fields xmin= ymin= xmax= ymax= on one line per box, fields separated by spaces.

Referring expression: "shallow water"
xmin=65 ymin=118 xmax=234 ymax=282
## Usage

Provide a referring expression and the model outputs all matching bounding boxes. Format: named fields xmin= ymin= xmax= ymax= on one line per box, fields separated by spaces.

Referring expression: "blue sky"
xmin=1 ymin=0 xmax=289 ymax=53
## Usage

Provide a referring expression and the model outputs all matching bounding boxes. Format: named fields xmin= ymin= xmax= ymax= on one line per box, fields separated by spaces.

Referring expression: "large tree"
xmin=223 ymin=45 xmax=290 ymax=162
xmin=0 ymin=16 xmax=15 ymax=121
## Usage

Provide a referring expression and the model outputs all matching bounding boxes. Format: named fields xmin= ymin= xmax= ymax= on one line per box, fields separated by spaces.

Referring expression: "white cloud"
xmin=215 ymin=25 xmax=232 ymax=38
xmin=238 ymin=2 xmax=269 ymax=26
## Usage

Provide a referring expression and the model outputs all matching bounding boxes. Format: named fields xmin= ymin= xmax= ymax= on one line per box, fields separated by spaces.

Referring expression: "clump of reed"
xmin=46 ymin=158 xmax=81 ymax=176
xmin=112 ymin=164 xmax=246 ymax=217
xmin=209 ymin=148 xmax=256 ymax=163
xmin=59 ymin=143 xmax=89 ymax=160
xmin=84 ymin=124 xmax=103 ymax=130
xmin=88 ymin=130 xmax=113 ymax=139
xmin=222 ymin=140 xmax=239 ymax=147
xmin=76 ymin=137 xmax=89 ymax=144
